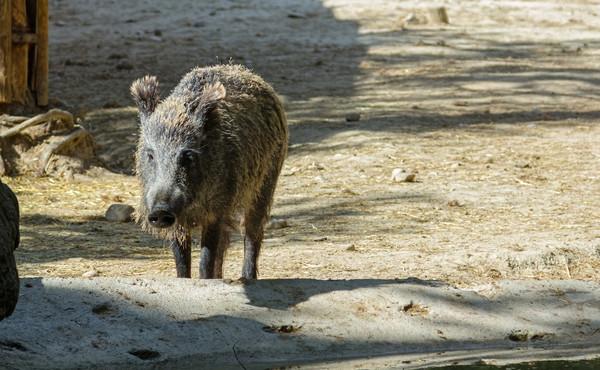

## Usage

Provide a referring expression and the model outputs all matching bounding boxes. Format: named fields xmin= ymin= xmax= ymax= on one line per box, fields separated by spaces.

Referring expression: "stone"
xmin=448 ymin=200 xmax=465 ymax=207
xmin=267 ymin=218 xmax=289 ymax=230
xmin=82 ymin=270 xmax=98 ymax=278
xmin=345 ymin=112 xmax=361 ymax=122
xmin=392 ymin=168 xmax=418 ymax=182
xmin=115 ymin=62 xmax=134 ymax=70
xmin=105 ymin=204 xmax=135 ymax=222
xmin=404 ymin=173 xmax=417 ymax=182
xmin=345 ymin=244 xmax=357 ymax=251
xmin=307 ymin=162 xmax=325 ymax=170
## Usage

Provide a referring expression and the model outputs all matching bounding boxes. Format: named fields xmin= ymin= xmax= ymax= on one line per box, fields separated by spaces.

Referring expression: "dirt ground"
xmin=4 ymin=0 xmax=600 ymax=286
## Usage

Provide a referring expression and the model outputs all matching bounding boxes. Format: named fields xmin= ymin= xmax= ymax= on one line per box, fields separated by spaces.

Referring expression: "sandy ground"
xmin=3 ymin=0 xmax=600 ymax=286
xmin=2 ymin=277 xmax=600 ymax=369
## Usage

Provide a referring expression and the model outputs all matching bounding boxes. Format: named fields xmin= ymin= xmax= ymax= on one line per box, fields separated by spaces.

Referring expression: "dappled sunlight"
xmin=2 ymin=277 xmax=599 ymax=368
xmin=1 ymin=0 xmax=600 ymax=367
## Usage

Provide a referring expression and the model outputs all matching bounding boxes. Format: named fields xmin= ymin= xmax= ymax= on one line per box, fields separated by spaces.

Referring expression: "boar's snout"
xmin=148 ymin=207 xmax=176 ymax=228
xmin=145 ymin=186 xmax=185 ymax=228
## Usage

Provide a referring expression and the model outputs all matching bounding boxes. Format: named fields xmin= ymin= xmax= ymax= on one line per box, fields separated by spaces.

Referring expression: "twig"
xmin=563 ymin=255 xmax=572 ymax=279
xmin=0 ymin=114 xmax=28 ymax=125
xmin=232 ymin=344 xmax=247 ymax=370
xmin=514 ymin=178 xmax=533 ymax=186
xmin=396 ymin=212 xmax=424 ymax=220
xmin=0 ymin=109 xmax=73 ymax=139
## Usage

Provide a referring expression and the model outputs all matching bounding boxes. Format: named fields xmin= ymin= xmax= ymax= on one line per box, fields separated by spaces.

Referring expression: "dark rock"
xmin=105 ymin=204 xmax=135 ymax=222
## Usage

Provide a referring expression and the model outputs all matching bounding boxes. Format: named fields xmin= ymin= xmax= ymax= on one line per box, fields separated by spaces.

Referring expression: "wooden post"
xmin=0 ymin=0 xmax=47 ymax=107
xmin=0 ymin=0 xmax=12 ymax=103
xmin=10 ymin=0 xmax=29 ymax=105
xmin=35 ymin=0 xmax=48 ymax=106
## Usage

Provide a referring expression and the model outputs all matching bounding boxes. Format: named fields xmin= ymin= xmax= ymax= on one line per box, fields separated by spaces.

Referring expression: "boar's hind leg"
xmin=242 ymin=211 xmax=264 ymax=280
xmin=242 ymin=163 xmax=281 ymax=280
xmin=170 ymin=233 xmax=192 ymax=278
xmin=199 ymin=221 xmax=229 ymax=279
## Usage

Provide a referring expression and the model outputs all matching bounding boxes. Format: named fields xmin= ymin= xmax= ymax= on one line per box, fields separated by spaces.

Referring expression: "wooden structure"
xmin=0 ymin=0 xmax=48 ymax=107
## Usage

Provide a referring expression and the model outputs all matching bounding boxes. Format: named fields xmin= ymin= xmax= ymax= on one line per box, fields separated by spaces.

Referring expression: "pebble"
xmin=308 ymin=162 xmax=325 ymax=170
xmin=345 ymin=112 xmax=361 ymax=122
xmin=102 ymin=101 xmax=121 ymax=109
xmin=267 ymin=218 xmax=289 ymax=230
xmin=402 ymin=13 xmax=418 ymax=25
xmin=105 ymin=203 xmax=135 ymax=222
xmin=447 ymin=200 xmax=465 ymax=207
xmin=115 ymin=62 xmax=134 ymax=70
xmin=391 ymin=168 xmax=406 ymax=181
xmin=391 ymin=168 xmax=417 ymax=182
xmin=283 ymin=166 xmax=300 ymax=176
xmin=82 ymin=270 xmax=98 ymax=278
xmin=342 ymin=188 xmax=358 ymax=196
xmin=108 ymin=53 xmax=127 ymax=60
xmin=404 ymin=173 xmax=417 ymax=182
xmin=332 ymin=153 xmax=345 ymax=160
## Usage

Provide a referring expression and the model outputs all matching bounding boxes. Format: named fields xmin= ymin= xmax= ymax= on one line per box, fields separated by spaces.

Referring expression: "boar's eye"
xmin=179 ymin=149 xmax=196 ymax=167
xmin=146 ymin=151 xmax=154 ymax=162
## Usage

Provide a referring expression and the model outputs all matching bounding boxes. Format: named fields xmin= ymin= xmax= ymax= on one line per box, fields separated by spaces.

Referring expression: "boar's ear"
xmin=186 ymin=81 xmax=226 ymax=126
xmin=130 ymin=75 xmax=160 ymax=120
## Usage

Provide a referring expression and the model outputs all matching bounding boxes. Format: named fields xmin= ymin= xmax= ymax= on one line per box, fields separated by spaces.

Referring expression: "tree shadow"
xmin=289 ymin=109 xmax=600 ymax=152
xmin=240 ymin=277 xmax=447 ymax=310
xmin=1 ymin=277 xmax=598 ymax=369
xmin=48 ymin=0 xmax=366 ymax=173
xmin=17 ymin=214 xmax=164 ymax=264
xmin=268 ymin=190 xmax=440 ymax=244
xmin=48 ymin=1 xmax=600 ymax=172
xmin=287 ymin=27 xmax=600 ymax=146
xmin=15 ymin=187 xmax=435 ymax=264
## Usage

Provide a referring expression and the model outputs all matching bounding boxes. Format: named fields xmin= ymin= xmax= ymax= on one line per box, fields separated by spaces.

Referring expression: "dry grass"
xmin=5 ymin=0 xmax=599 ymax=286
xmin=7 ymin=117 xmax=600 ymax=285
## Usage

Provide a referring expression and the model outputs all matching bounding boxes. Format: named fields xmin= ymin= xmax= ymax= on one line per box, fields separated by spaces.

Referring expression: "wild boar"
xmin=131 ymin=64 xmax=288 ymax=279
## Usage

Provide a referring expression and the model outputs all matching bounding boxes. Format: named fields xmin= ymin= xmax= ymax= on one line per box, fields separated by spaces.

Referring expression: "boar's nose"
xmin=148 ymin=209 xmax=176 ymax=228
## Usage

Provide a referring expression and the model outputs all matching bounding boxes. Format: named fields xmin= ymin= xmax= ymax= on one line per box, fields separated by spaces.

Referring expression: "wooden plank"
xmin=35 ymin=0 xmax=47 ymax=106
xmin=0 ymin=0 xmax=12 ymax=103
xmin=10 ymin=0 xmax=29 ymax=105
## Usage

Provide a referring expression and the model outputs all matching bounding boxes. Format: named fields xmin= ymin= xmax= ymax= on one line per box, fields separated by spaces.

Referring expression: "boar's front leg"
xmin=170 ymin=234 xmax=191 ymax=278
xmin=199 ymin=221 xmax=229 ymax=279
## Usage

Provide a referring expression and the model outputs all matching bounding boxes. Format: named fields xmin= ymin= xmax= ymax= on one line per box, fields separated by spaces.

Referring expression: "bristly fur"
xmin=185 ymin=80 xmax=226 ymax=125
xmin=130 ymin=75 xmax=160 ymax=118
xmin=132 ymin=64 xmax=288 ymax=247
